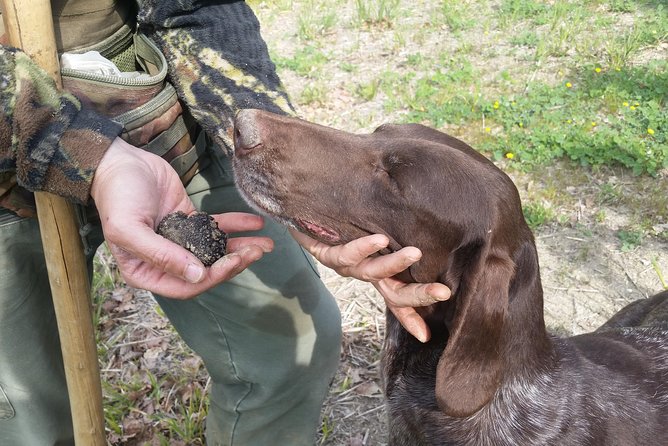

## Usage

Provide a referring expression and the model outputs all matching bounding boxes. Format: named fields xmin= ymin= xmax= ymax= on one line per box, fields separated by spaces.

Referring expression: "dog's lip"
xmin=293 ymin=218 xmax=341 ymax=244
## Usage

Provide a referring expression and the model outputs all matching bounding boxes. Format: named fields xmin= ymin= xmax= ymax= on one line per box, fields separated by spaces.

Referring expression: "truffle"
xmin=157 ymin=211 xmax=227 ymax=266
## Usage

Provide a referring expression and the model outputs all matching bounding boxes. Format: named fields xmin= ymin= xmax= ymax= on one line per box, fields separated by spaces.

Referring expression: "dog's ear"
xmin=435 ymin=245 xmax=514 ymax=417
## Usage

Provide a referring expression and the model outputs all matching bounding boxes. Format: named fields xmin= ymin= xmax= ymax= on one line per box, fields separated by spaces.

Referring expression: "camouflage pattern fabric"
xmin=0 ymin=0 xmax=292 ymax=215
xmin=137 ymin=0 xmax=296 ymax=156
xmin=0 ymin=46 xmax=123 ymax=213
xmin=61 ymin=27 xmax=207 ymax=186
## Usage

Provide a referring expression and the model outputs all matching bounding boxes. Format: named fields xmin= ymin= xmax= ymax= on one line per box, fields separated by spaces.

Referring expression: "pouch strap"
xmin=170 ymin=129 xmax=209 ymax=179
xmin=145 ymin=115 xmax=188 ymax=157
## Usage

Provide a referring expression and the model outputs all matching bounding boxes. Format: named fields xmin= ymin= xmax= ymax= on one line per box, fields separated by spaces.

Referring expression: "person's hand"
xmin=290 ymin=229 xmax=451 ymax=343
xmin=91 ymin=137 xmax=273 ymax=299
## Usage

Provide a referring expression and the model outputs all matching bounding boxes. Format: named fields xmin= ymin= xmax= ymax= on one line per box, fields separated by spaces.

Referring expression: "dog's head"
xmin=233 ymin=109 xmax=539 ymax=416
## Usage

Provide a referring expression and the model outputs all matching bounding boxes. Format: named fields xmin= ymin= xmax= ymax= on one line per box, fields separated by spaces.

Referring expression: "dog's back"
xmin=598 ymin=290 xmax=668 ymax=331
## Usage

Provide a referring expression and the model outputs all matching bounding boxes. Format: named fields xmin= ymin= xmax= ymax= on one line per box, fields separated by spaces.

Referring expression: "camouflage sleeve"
xmin=137 ymin=0 xmax=295 ymax=156
xmin=0 ymin=45 xmax=122 ymax=204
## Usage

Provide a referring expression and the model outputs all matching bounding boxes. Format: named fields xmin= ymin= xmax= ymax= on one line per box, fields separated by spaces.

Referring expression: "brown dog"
xmin=232 ymin=109 xmax=668 ymax=446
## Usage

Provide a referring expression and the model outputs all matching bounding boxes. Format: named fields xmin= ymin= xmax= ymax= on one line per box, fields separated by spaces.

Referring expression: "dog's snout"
xmin=234 ymin=109 xmax=262 ymax=155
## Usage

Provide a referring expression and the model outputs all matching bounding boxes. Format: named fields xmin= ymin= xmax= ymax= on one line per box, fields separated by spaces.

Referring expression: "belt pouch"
xmin=60 ymin=24 xmax=207 ymax=185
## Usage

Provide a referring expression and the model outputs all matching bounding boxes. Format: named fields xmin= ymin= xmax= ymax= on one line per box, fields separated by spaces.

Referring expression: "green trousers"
xmin=0 ymin=149 xmax=342 ymax=445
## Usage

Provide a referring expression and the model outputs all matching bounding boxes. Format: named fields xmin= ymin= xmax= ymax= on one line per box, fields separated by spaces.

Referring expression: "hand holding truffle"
xmin=91 ymin=138 xmax=273 ymax=299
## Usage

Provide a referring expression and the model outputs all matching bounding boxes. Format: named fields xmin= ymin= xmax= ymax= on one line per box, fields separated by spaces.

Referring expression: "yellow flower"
xmin=595 ymin=67 xmax=602 ymax=73
xmin=623 ymin=102 xmax=629 ymax=107
xmin=519 ymin=122 xmax=524 ymax=128
xmin=505 ymin=152 xmax=515 ymax=159
xmin=493 ymin=101 xmax=500 ymax=109
xmin=485 ymin=127 xmax=491 ymax=133
xmin=591 ymin=122 xmax=597 ymax=127
xmin=648 ymin=128 xmax=655 ymax=135
xmin=630 ymin=106 xmax=636 ymax=111
xmin=566 ymin=82 xmax=572 ymax=88
xmin=566 ymin=119 xmax=572 ymax=124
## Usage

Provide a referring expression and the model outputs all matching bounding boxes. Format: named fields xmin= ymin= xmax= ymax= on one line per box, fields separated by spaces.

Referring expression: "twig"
xmin=359 ymin=404 xmax=384 ymax=417
xmin=652 ymin=257 xmax=667 ymax=289
xmin=112 ymin=335 xmax=172 ymax=348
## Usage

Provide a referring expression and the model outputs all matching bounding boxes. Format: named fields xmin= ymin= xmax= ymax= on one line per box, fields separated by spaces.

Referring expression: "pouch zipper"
xmin=113 ymin=83 xmax=177 ymax=126
xmin=60 ymin=35 xmax=167 ymax=88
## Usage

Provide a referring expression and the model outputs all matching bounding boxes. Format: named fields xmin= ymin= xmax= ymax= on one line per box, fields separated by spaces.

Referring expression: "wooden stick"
xmin=1 ymin=1 xmax=106 ymax=444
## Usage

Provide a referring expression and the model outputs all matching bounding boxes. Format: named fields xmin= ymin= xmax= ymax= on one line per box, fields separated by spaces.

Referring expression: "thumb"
xmin=111 ymin=225 xmax=207 ymax=284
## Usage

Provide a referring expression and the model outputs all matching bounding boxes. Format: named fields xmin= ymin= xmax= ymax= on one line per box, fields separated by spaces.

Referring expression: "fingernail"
xmin=409 ymin=325 xmax=430 ymax=343
xmin=372 ymin=235 xmax=389 ymax=248
xmin=184 ymin=263 xmax=204 ymax=283
xmin=405 ymin=247 xmax=422 ymax=263
xmin=212 ymin=253 xmax=241 ymax=270
xmin=431 ymin=289 xmax=451 ymax=301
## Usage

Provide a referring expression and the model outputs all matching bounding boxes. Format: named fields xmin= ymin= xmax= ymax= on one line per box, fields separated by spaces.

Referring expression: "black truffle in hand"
xmin=157 ymin=211 xmax=227 ymax=266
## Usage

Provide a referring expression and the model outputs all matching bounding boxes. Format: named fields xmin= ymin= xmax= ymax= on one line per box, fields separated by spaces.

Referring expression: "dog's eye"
xmin=373 ymin=163 xmax=391 ymax=177
xmin=373 ymin=162 xmax=403 ymax=194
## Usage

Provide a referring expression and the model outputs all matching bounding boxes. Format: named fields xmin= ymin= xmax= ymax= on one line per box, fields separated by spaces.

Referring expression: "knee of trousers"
xmin=155 ymin=266 xmax=342 ymax=405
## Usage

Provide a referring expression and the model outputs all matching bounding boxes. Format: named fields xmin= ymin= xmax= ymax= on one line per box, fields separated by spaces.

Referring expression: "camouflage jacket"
xmin=0 ymin=0 xmax=293 ymax=214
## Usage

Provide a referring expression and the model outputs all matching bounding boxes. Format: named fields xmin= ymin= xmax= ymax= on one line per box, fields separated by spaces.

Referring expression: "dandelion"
xmin=623 ymin=102 xmax=629 ymax=107
xmin=565 ymin=82 xmax=572 ymax=88
xmin=595 ymin=67 xmax=602 ymax=73
xmin=493 ymin=101 xmax=500 ymax=109
xmin=505 ymin=152 xmax=515 ymax=159
xmin=630 ymin=106 xmax=636 ymax=111
xmin=648 ymin=128 xmax=655 ymax=135
xmin=485 ymin=127 xmax=491 ymax=133
xmin=591 ymin=122 xmax=597 ymax=127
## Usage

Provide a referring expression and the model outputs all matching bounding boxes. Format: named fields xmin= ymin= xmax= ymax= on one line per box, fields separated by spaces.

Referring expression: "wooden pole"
xmin=1 ymin=1 xmax=106 ymax=444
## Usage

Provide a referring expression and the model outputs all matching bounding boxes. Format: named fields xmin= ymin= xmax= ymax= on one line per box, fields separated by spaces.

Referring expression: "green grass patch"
xmin=354 ymin=0 xmax=402 ymax=27
xmin=523 ymin=201 xmax=555 ymax=229
xmin=439 ymin=0 xmax=477 ymax=34
xmin=617 ymin=228 xmax=643 ymax=252
xmin=395 ymin=60 xmax=667 ymax=175
xmin=485 ymin=62 xmax=667 ymax=175
xmin=273 ymin=45 xmax=329 ymax=77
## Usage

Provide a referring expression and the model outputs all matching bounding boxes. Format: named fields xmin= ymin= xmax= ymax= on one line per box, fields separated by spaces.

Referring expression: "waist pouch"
xmin=0 ymin=23 xmax=207 ymax=217
xmin=61 ymin=23 xmax=208 ymax=185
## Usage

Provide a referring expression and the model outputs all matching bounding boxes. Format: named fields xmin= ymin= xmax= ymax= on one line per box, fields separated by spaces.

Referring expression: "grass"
xmin=617 ymin=228 xmax=644 ymax=252
xmin=523 ymin=201 xmax=556 ymax=230
xmin=354 ymin=0 xmax=402 ymax=27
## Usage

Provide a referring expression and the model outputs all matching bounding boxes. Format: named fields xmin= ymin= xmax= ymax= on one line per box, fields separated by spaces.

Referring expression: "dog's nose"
xmin=234 ymin=109 xmax=262 ymax=155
